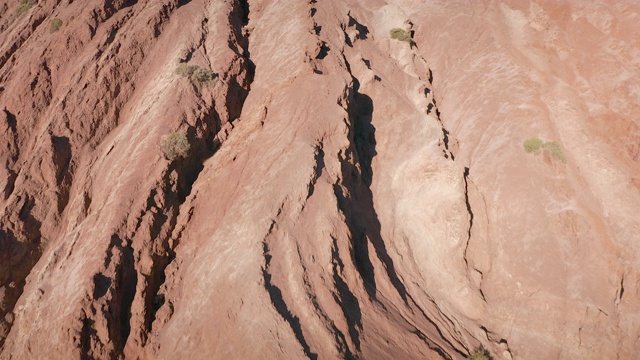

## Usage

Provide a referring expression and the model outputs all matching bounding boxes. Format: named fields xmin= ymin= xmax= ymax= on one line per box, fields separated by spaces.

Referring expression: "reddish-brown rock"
xmin=0 ymin=0 xmax=639 ymax=359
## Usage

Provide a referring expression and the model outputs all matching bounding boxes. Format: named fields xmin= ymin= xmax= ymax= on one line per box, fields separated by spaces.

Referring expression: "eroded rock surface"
xmin=0 ymin=0 xmax=638 ymax=359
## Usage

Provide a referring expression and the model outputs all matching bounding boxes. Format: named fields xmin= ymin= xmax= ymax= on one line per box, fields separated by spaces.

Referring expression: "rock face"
xmin=0 ymin=0 xmax=639 ymax=359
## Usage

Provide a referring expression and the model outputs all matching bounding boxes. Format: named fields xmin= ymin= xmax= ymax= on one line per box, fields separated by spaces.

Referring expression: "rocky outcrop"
xmin=408 ymin=2 xmax=640 ymax=358
xmin=0 ymin=0 xmax=639 ymax=359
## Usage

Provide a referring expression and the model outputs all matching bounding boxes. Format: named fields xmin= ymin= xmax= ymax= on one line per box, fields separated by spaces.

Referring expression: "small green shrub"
xmin=16 ymin=0 xmax=36 ymax=15
xmin=190 ymin=67 xmax=216 ymax=84
xmin=523 ymin=137 xmax=567 ymax=163
xmin=523 ymin=137 xmax=543 ymax=153
xmin=542 ymin=141 xmax=567 ymax=163
xmin=175 ymin=63 xmax=199 ymax=77
xmin=161 ymin=131 xmax=190 ymax=161
xmin=175 ymin=63 xmax=217 ymax=85
xmin=469 ymin=347 xmax=492 ymax=360
xmin=49 ymin=18 xmax=62 ymax=33
xmin=390 ymin=28 xmax=412 ymax=42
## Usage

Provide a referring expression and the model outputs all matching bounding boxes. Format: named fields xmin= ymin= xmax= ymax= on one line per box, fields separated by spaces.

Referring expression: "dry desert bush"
xmin=161 ymin=131 xmax=190 ymax=161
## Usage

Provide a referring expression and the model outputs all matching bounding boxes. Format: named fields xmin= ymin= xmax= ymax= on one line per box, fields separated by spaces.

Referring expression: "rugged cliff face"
xmin=1 ymin=0 xmax=639 ymax=359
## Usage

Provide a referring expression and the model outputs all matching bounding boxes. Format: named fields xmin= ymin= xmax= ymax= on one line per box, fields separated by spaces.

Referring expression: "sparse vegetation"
xmin=468 ymin=347 xmax=492 ymax=360
xmin=389 ymin=28 xmax=412 ymax=42
xmin=523 ymin=137 xmax=543 ymax=153
xmin=175 ymin=63 xmax=198 ymax=77
xmin=190 ymin=67 xmax=217 ymax=83
xmin=161 ymin=131 xmax=190 ymax=161
xmin=542 ymin=141 xmax=567 ymax=163
xmin=523 ymin=137 xmax=567 ymax=163
xmin=16 ymin=0 xmax=36 ymax=15
xmin=175 ymin=63 xmax=217 ymax=85
xmin=49 ymin=18 xmax=62 ymax=33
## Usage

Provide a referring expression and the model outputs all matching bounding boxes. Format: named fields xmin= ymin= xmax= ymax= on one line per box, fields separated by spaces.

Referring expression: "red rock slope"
xmin=1 ymin=0 xmax=639 ymax=359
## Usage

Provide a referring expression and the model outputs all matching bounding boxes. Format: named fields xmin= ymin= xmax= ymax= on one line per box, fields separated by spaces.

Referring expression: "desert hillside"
xmin=1 ymin=0 xmax=639 ymax=359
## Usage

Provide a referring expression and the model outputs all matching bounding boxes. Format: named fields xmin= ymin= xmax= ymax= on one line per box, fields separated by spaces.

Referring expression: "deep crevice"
xmin=413 ymin=329 xmax=453 ymax=360
xmin=0 ymin=229 xmax=39 ymax=348
xmin=334 ymin=48 xmax=469 ymax=357
xmin=262 ymin=242 xmax=318 ymax=360
xmin=3 ymin=169 xmax=17 ymax=200
xmin=93 ymin=273 xmax=112 ymax=299
xmin=109 ymin=234 xmax=137 ymax=354
xmin=295 ymin=243 xmax=355 ymax=359
xmin=2 ymin=109 xmax=19 ymax=199
xmin=80 ymin=314 xmax=97 ymax=360
xmin=229 ymin=0 xmax=256 ymax=121
xmin=51 ymin=135 xmax=74 ymax=214
xmin=306 ymin=143 xmax=325 ymax=199
xmin=335 ymin=75 xmax=409 ymax=303
xmin=428 ymin=96 xmax=454 ymax=160
xmin=462 ymin=167 xmax=474 ymax=265
xmin=316 ymin=42 xmax=330 ymax=60
xmin=239 ymin=0 xmax=250 ymax=26
xmin=330 ymin=237 xmax=361 ymax=356
xmin=616 ymin=275 xmax=625 ymax=305
xmin=405 ymin=294 xmax=469 ymax=358
xmin=0 ymin=196 xmax=43 ymax=348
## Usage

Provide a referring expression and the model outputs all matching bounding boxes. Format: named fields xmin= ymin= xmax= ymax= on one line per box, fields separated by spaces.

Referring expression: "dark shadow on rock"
xmin=3 ymin=108 xmax=16 ymax=133
xmin=316 ymin=42 xmax=330 ymax=60
xmin=351 ymin=80 xmax=375 ymax=186
xmin=123 ymin=0 xmax=138 ymax=8
xmin=105 ymin=234 xmax=137 ymax=354
xmin=3 ymin=169 xmax=16 ymax=200
xmin=330 ymin=238 xmax=362 ymax=355
xmin=306 ymin=145 xmax=325 ymax=199
xmin=336 ymin=78 xmax=409 ymax=303
xmin=262 ymin=243 xmax=318 ymax=360
xmin=0 ymin=200 xmax=43 ymax=348
xmin=345 ymin=33 xmax=353 ymax=47
xmin=51 ymin=135 xmax=72 ymax=182
xmin=334 ymin=182 xmax=376 ymax=298
xmin=51 ymin=135 xmax=73 ymax=213
xmin=442 ymin=128 xmax=450 ymax=151
xmin=239 ymin=0 xmax=250 ymax=26
xmin=348 ymin=15 xmax=369 ymax=40
xmin=427 ymin=103 xmax=434 ymax=114
xmin=0 ymin=108 xmax=19 ymax=200
xmin=18 ymin=196 xmax=42 ymax=243
xmin=93 ymin=273 xmax=112 ymax=299
xmin=2 ymin=109 xmax=18 ymax=199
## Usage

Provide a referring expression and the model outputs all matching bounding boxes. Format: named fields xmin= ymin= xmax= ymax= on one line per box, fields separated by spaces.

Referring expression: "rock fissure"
xmin=462 ymin=167 xmax=474 ymax=267
xmin=294 ymin=242 xmax=355 ymax=359
xmin=262 ymin=240 xmax=318 ymax=360
xmin=0 ymin=196 xmax=42 ymax=348
xmin=305 ymin=143 xmax=325 ymax=200
xmin=91 ymin=234 xmax=138 ymax=358
xmin=339 ymin=74 xmax=409 ymax=304
xmin=404 ymin=292 xmax=468 ymax=358
xmin=329 ymin=236 xmax=362 ymax=357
